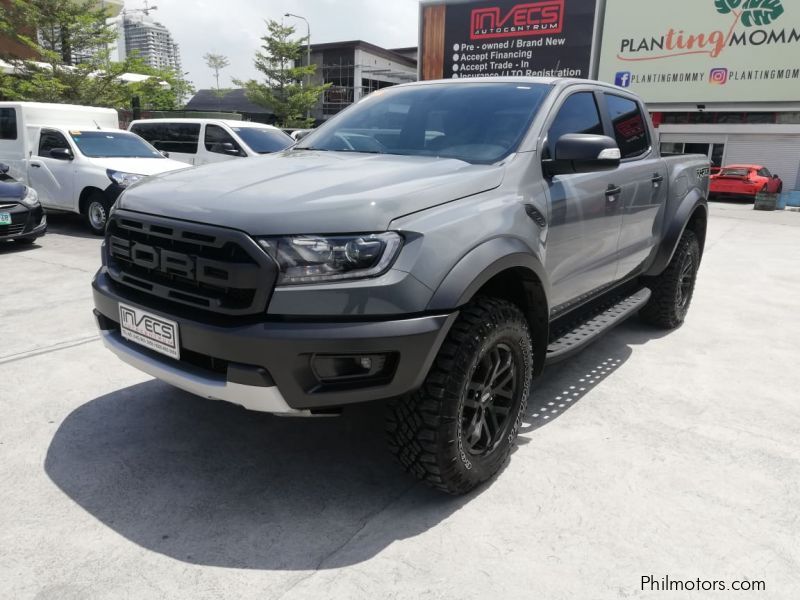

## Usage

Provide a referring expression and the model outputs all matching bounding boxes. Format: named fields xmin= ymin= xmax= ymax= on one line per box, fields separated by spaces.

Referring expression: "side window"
xmin=604 ymin=94 xmax=649 ymax=159
xmin=758 ymin=168 xmax=771 ymax=178
xmin=205 ymin=125 xmax=243 ymax=155
xmin=38 ymin=130 xmax=70 ymax=156
xmin=132 ymin=123 xmax=200 ymax=154
xmin=0 ymin=108 xmax=17 ymax=140
xmin=545 ymin=92 xmax=603 ymax=159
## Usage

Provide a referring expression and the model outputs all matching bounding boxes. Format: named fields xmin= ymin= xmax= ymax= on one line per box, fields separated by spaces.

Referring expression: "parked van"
xmin=128 ymin=119 xmax=294 ymax=166
xmin=0 ymin=102 xmax=189 ymax=234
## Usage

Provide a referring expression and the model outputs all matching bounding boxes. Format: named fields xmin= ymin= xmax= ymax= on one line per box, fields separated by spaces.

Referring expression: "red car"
xmin=710 ymin=164 xmax=783 ymax=200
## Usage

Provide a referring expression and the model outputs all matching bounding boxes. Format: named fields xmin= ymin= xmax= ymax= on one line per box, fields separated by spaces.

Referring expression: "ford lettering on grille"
xmin=110 ymin=236 xmax=227 ymax=284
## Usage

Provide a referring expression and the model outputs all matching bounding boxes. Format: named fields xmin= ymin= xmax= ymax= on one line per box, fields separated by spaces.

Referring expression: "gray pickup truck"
xmin=92 ymin=78 xmax=709 ymax=494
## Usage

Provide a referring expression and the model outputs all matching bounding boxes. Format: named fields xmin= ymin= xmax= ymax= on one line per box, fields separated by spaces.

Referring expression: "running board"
xmin=545 ymin=288 xmax=652 ymax=365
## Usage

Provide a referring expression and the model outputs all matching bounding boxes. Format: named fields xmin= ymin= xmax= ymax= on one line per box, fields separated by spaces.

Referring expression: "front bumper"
xmin=0 ymin=204 xmax=47 ymax=240
xmin=93 ymin=271 xmax=456 ymax=412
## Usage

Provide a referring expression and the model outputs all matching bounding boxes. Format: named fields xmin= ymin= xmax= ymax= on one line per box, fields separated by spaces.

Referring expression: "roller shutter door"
xmin=725 ymin=135 xmax=800 ymax=191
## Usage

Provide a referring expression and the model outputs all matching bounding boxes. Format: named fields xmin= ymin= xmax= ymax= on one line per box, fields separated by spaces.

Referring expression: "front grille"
xmin=105 ymin=210 xmax=277 ymax=316
xmin=0 ymin=224 xmax=25 ymax=236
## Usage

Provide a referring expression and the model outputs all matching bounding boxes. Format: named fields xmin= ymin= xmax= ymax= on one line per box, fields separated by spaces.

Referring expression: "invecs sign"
xmin=470 ymin=0 xmax=565 ymax=40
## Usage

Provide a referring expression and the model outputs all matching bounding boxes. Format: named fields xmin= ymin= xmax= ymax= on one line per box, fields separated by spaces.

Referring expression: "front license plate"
xmin=0 ymin=213 xmax=10 ymax=225
xmin=119 ymin=303 xmax=180 ymax=360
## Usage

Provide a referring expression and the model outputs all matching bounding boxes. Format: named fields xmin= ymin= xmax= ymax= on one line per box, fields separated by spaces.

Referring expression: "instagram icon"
xmin=709 ymin=68 xmax=729 ymax=85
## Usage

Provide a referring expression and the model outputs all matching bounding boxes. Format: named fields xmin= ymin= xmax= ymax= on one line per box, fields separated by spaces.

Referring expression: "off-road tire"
xmin=84 ymin=192 xmax=113 ymax=236
xmin=640 ymin=230 xmax=700 ymax=329
xmin=386 ymin=297 xmax=533 ymax=495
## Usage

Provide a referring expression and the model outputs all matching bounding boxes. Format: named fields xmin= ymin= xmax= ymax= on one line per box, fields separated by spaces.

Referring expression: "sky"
xmin=131 ymin=0 xmax=421 ymax=90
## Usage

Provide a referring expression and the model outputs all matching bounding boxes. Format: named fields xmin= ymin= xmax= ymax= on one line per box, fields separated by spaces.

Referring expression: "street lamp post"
xmin=284 ymin=12 xmax=311 ymax=119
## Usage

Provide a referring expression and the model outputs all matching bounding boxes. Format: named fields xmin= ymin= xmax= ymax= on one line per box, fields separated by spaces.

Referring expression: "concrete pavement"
xmin=1 ymin=205 xmax=798 ymax=599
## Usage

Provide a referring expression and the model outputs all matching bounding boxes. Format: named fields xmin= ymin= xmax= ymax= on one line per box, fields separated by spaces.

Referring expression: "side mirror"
xmin=221 ymin=142 xmax=242 ymax=156
xmin=160 ymin=151 xmax=170 ymax=158
xmin=0 ymin=163 xmax=9 ymax=174
xmin=293 ymin=130 xmax=311 ymax=142
xmin=543 ymin=134 xmax=621 ymax=177
xmin=50 ymin=147 xmax=73 ymax=161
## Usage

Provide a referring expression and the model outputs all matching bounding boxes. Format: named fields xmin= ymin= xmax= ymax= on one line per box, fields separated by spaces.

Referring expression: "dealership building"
xmin=420 ymin=0 xmax=800 ymax=191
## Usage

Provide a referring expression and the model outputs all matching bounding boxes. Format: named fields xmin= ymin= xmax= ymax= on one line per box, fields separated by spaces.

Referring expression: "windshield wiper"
xmin=292 ymin=147 xmax=330 ymax=152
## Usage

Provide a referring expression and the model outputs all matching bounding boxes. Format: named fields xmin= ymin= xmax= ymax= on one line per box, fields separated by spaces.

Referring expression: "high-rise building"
xmin=120 ymin=14 xmax=182 ymax=72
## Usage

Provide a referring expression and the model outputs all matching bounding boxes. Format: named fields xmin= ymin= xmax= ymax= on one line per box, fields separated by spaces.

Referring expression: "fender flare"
xmin=645 ymin=190 xmax=708 ymax=277
xmin=427 ymin=237 xmax=550 ymax=311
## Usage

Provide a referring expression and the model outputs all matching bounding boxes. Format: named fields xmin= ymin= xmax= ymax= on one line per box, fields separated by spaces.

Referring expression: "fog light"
xmin=312 ymin=353 xmax=393 ymax=383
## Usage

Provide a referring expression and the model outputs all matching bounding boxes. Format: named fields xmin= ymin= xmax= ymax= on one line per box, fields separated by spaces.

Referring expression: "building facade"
xmin=120 ymin=14 xmax=182 ymax=72
xmin=303 ymin=41 xmax=418 ymax=121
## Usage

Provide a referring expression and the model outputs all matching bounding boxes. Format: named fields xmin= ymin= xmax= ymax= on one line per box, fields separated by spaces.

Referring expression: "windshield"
xmin=296 ymin=82 xmax=552 ymax=164
xmin=70 ymin=131 xmax=164 ymax=158
xmin=232 ymin=127 xmax=293 ymax=154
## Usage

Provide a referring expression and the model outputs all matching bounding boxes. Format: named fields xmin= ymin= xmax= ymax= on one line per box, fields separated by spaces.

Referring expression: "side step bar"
xmin=545 ymin=288 xmax=652 ymax=365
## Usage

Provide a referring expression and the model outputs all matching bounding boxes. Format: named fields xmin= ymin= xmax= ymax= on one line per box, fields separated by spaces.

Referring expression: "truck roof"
xmin=130 ymin=118 xmax=279 ymax=130
xmin=397 ymin=77 xmax=631 ymax=94
xmin=0 ymin=101 xmax=119 ymax=130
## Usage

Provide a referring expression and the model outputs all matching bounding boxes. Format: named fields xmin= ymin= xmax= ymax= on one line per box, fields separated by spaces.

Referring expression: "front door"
xmin=541 ymin=90 xmax=624 ymax=314
xmin=28 ymin=129 xmax=76 ymax=210
xmin=198 ymin=124 xmax=244 ymax=165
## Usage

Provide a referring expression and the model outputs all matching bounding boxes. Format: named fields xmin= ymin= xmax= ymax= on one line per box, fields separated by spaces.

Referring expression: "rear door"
xmin=599 ymin=93 xmax=668 ymax=281
xmin=130 ymin=122 xmax=200 ymax=165
xmin=28 ymin=129 xmax=76 ymax=210
xmin=541 ymin=89 xmax=624 ymax=313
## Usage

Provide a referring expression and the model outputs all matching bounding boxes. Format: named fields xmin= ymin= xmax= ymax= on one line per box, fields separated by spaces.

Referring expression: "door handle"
xmin=30 ymin=163 xmax=41 ymax=168
xmin=605 ymin=185 xmax=622 ymax=200
xmin=651 ymin=174 xmax=665 ymax=185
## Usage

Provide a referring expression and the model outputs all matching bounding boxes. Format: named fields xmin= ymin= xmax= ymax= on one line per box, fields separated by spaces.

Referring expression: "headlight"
xmin=21 ymin=186 xmax=39 ymax=207
xmin=107 ymin=169 xmax=145 ymax=188
xmin=257 ymin=232 xmax=403 ymax=285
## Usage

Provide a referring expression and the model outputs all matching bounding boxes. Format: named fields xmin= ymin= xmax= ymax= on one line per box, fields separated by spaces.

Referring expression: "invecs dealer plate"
xmin=0 ymin=212 xmax=11 ymax=225
xmin=119 ymin=303 xmax=180 ymax=360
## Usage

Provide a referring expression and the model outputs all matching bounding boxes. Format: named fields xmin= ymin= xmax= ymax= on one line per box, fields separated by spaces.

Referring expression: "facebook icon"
xmin=615 ymin=72 xmax=632 ymax=87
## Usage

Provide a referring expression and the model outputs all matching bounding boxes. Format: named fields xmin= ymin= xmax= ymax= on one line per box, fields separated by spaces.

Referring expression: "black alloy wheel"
xmin=462 ymin=343 xmax=518 ymax=456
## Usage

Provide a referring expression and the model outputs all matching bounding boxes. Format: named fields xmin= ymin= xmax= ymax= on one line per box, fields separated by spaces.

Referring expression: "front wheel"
xmin=386 ymin=297 xmax=533 ymax=495
xmin=640 ymin=230 xmax=700 ymax=329
xmin=84 ymin=192 xmax=113 ymax=236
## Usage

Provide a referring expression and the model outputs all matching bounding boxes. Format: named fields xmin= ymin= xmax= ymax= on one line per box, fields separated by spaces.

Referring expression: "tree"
xmin=0 ymin=0 xmax=193 ymax=110
xmin=0 ymin=0 xmax=126 ymax=105
xmin=235 ymin=20 xmax=328 ymax=128
xmin=203 ymin=52 xmax=229 ymax=91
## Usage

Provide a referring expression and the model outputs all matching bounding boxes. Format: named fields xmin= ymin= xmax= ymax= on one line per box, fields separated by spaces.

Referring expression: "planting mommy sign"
xmin=598 ymin=0 xmax=799 ymax=103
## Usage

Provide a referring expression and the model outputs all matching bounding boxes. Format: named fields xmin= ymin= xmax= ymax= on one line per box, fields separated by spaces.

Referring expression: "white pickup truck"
xmin=0 ymin=102 xmax=188 ymax=234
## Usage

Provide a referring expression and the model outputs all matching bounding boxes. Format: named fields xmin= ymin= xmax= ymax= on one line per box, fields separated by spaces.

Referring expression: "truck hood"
xmin=88 ymin=156 xmax=189 ymax=176
xmin=118 ymin=151 xmax=506 ymax=235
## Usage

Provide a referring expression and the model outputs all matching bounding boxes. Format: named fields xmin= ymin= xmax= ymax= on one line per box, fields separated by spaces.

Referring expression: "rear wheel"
xmin=640 ymin=230 xmax=700 ymax=329
xmin=386 ymin=297 xmax=532 ymax=495
xmin=84 ymin=192 xmax=113 ymax=236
